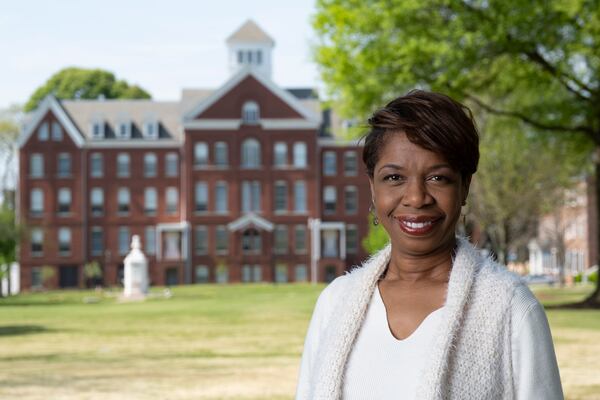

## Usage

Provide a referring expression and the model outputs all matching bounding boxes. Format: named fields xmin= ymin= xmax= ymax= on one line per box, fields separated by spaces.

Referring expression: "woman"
xmin=296 ymin=90 xmax=563 ymax=399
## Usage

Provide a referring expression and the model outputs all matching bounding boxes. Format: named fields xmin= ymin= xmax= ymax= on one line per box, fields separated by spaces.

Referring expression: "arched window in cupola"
xmin=242 ymin=101 xmax=260 ymax=124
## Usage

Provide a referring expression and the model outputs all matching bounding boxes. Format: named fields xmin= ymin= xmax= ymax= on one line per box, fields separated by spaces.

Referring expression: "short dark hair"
xmin=362 ymin=90 xmax=479 ymax=179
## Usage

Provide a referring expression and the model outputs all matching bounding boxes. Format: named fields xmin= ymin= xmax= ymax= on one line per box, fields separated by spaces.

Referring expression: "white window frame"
xmin=90 ymin=119 xmax=105 ymax=139
xmin=144 ymin=153 xmax=157 ymax=178
xmin=241 ymin=138 xmax=261 ymax=168
xmin=51 ymin=121 xmax=63 ymax=141
xmin=194 ymin=142 xmax=209 ymax=167
xmin=242 ymin=101 xmax=260 ymax=124
xmin=166 ymin=187 xmax=178 ymax=215
xmin=118 ymin=187 xmax=130 ymax=215
xmin=30 ymin=188 xmax=44 ymax=216
xmin=57 ymin=153 xmax=72 ymax=177
xmin=116 ymin=120 xmax=131 ymax=139
xmin=215 ymin=181 xmax=228 ymax=214
xmin=144 ymin=187 xmax=157 ymax=215
xmin=195 ymin=182 xmax=208 ymax=213
xmin=30 ymin=153 xmax=44 ymax=178
xmin=57 ymin=188 xmax=71 ymax=215
xmin=90 ymin=188 xmax=104 ymax=215
xmin=58 ymin=227 xmax=71 ymax=256
xmin=165 ymin=152 xmax=178 ymax=177
xmin=117 ymin=153 xmax=130 ymax=178
xmin=38 ymin=122 xmax=49 ymax=141
xmin=293 ymin=142 xmax=307 ymax=168
xmin=323 ymin=151 xmax=337 ymax=176
xmin=143 ymin=120 xmax=159 ymax=139
xmin=90 ymin=153 xmax=103 ymax=178
xmin=273 ymin=142 xmax=287 ymax=167
xmin=91 ymin=227 xmax=103 ymax=256
xmin=214 ymin=141 xmax=228 ymax=167
xmin=324 ymin=185 xmax=337 ymax=214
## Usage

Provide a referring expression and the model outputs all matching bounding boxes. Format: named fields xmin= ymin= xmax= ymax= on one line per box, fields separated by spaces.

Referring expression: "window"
xmin=145 ymin=226 xmax=156 ymax=255
xmin=31 ymin=267 xmax=43 ymax=288
xmin=323 ymin=186 xmax=337 ymax=214
xmin=274 ymin=181 xmax=288 ymax=212
xmin=214 ymin=141 xmax=228 ymax=166
xmin=30 ymin=154 xmax=44 ymax=178
xmin=117 ymin=121 xmax=131 ymax=139
xmin=30 ymin=189 xmax=44 ymax=216
xmin=118 ymin=227 xmax=130 ymax=255
xmin=323 ymin=151 xmax=337 ymax=176
xmin=144 ymin=153 xmax=157 ymax=177
xmin=143 ymin=120 xmax=158 ymax=139
xmin=215 ymin=225 xmax=228 ymax=254
xmin=273 ymin=142 xmax=287 ymax=167
xmin=256 ymin=50 xmax=262 ymax=65
xmin=295 ymin=264 xmax=308 ymax=282
xmin=252 ymin=265 xmax=262 ymax=282
xmin=195 ymin=182 xmax=208 ymax=212
xmin=118 ymin=188 xmax=130 ymax=214
xmin=38 ymin=122 xmax=49 ymax=141
xmin=344 ymin=151 xmax=358 ymax=176
xmin=241 ymin=138 xmax=261 ymax=168
xmin=91 ymin=227 xmax=103 ymax=256
xmin=242 ymin=265 xmax=252 ymax=283
xmin=31 ymin=228 xmax=43 ymax=256
xmin=58 ymin=227 xmax=71 ymax=255
xmin=215 ymin=181 xmax=228 ymax=213
xmin=237 ymin=50 xmax=244 ymax=63
xmin=194 ymin=142 xmax=209 ymax=166
xmin=241 ymin=181 xmax=261 ymax=212
xmin=91 ymin=120 xmax=104 ymax=138
xmin=166 ymin=187 xmax=178 ymax=214
xmin=242 ymin=101 xmax=260 ymax=124
xmin=346 ymin=225 xmax=359 ymax=254
xmin=57 ymin=153 xmax=71 ymax=177
xmin=344 ymin=186 xmax=358 ymax=214
xmin=195 ymin=226 xmax=208 ymax=255
xmin=275 ymin=264 xmax=288 ymax=283
xmin=242 ymin=228 xmax=261 ymax=253
xmin=293 ymin=142 xmax=307 ymax=168
xmin=90 ymin=153 xmax=103 ymax=178
xmin=294 ymin=181 xmax=307 ymax=213
xmin=51 ymin=122 xmax=63 ymax=141
xmin=165 ymin=152 xmax=178 ymax=177
xmin=246 ymin=50 xmax=253 ymax=63
xmin=117 ymin=153 xmax=130 ymax=178
xmin=144 ymin=187 xmax=157 ymax=214
xmin=57 ymin=188 xmax=71 ymax=214
xmin=295 ymin=225 xmax=307 ymax=253
xmin=274 ymin=225 xmax=288 ymax=254
xmin=195 ymin=265 xmax=209 ymax=283
xmin=90 ymin=188 xmax=104 ymax=215
xmin=216 ymin=265 xmax=229 ymax=283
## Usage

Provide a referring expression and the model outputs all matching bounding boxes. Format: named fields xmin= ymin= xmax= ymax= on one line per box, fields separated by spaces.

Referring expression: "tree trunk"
xmin=583 ymin=150 xmax=600 ymax=306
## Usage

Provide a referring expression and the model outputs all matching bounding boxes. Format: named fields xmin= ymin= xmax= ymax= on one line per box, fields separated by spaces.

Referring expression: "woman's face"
xmin=369 ymin=132 xmax=470 ymax=258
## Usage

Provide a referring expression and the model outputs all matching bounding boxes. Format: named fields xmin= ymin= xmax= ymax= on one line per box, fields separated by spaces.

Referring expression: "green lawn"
xmin=0 ymin=283 xmax=598 ymax=399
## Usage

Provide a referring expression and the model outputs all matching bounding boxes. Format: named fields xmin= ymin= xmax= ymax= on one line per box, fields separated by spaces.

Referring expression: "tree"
xmin=0 ymin=205 xmax=19 ymax=297
xmin=0 ymin=105 xmax=21 ymax=200
xmin=25 ymin=67 xmax=151 ymax=112
xmin=470 ymin=116 xmax=589 ymax=265
xmin=313 ymin=0 xmax=600 ymax=306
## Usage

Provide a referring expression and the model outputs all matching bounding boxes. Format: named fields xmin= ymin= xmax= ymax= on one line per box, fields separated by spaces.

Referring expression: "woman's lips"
xmin=395 ymin=216 xmax=442 ymax=236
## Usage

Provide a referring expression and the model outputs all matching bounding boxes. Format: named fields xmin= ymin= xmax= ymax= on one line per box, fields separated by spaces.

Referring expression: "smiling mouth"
xmin=395 ymin=216 xmax=442 ymax=236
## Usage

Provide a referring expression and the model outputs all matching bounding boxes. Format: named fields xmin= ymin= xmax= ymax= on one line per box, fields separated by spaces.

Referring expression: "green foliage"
xmin=25 ymin=67 xmax=151 ymax=111
xmin=41 ymin=266 xmax=55 ymax=288
xmin=0 ymin=205 xmax=18 ymax=267
xmin=362 ymin=214 xmax=389 ymax=255
xmin=575 ymin=271 xmax=598 ymax=284
xmin=313 ymin=0 xmax=600 ymax=142
xmin=83 ymin=261 xmax=102 ymax=280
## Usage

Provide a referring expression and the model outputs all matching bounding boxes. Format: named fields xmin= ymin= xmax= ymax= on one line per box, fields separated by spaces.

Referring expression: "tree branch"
xmin=464 ymin=93 xmax=595 ymax=137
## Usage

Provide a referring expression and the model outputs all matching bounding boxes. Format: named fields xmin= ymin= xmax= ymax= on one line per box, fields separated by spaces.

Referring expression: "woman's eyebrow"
xmin=377 ymin=163 xmax=452 ymax=173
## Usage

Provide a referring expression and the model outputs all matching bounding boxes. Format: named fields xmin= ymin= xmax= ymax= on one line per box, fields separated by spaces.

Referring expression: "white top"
xmin=343 ymin=286 xmax=444 ymax=399
xmin=297 ymin=282 xmax=563 ymax=399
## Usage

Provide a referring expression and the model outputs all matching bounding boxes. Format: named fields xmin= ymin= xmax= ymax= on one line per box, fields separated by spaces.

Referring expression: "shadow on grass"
xmin=0 ymin=325 xmax=50 ymax=337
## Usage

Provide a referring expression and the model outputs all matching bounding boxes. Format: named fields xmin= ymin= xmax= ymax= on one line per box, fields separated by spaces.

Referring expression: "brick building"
xmin=17 ymin=21 xmax=371 ymax=289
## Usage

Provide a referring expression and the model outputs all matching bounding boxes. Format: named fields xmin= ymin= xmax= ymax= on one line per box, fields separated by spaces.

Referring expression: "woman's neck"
xmin=383 ymin=241 xmax=456 ymax=284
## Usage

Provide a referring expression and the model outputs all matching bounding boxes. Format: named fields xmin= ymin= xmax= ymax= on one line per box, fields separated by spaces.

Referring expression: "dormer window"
xmin=143 ymin=120 xmax=159 ymax=139
xmin=116 ymin=121 xmax=131 ymax=139
xmin=242 ymin=101 xmax=260 ymax=124
xmin=91 ymin=120 xmax=105 ymax=139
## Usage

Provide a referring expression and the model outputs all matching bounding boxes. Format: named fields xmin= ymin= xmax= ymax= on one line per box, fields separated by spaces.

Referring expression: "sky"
xmin=0 ymin=0 xmax=321 ymax=110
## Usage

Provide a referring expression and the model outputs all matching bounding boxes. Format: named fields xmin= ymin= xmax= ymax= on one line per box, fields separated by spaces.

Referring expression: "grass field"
xmin=0 ymin=283 xmax=599 ymax=400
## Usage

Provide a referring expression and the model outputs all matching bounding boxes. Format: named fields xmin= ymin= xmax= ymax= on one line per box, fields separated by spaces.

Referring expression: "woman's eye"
xmin=383 ymin=174 xmax=402 ymax=181
xmin=428 ymin=175 xmax=449 ymax=182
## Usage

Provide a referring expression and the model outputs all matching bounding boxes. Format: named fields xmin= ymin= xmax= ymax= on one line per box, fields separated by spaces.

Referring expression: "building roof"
xmin=62 ymin=99 xmax=184 ymax=141
xmin=226 ymin=19 xmax=275 ymax=45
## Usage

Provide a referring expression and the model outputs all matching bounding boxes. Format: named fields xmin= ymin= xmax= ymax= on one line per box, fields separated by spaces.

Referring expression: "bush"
xmin=574 ymin=270 xmax=597 ymax=283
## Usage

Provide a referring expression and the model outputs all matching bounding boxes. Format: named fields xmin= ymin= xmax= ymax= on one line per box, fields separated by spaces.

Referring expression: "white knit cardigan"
xmin=299 ymin=237 xmax=524 ymax=400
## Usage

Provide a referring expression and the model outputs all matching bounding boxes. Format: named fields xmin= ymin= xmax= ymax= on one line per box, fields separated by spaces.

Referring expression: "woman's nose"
xmin=401 ymin=179 xmax=433 ymax=208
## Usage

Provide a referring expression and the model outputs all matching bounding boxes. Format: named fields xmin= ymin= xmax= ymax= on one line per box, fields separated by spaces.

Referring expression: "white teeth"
xmin=403 ymin=221 xmax=432 ymax=229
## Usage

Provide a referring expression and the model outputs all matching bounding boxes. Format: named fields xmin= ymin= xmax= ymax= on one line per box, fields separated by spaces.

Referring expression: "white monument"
xmin=123 ymin=235 xmax=149 ymax=299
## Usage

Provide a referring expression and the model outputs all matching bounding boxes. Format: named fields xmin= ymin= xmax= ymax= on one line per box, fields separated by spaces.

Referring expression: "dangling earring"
xmin=369 ymin=202 xmax=379 ymax=226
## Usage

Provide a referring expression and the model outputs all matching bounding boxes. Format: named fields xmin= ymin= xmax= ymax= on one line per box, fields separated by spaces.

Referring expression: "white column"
xmin=339 ymin=224 xmax=346 ymax=260
xmin=308 ymin=218 xmax=321 ymax=285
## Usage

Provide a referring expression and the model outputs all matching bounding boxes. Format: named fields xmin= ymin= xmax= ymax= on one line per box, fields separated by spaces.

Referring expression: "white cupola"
xmin=226 ymin=19 xmax=275 ymax=79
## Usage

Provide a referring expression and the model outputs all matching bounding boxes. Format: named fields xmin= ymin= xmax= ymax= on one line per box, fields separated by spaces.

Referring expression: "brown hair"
xmin=362 ymin=90 xmax=479 ymax=178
